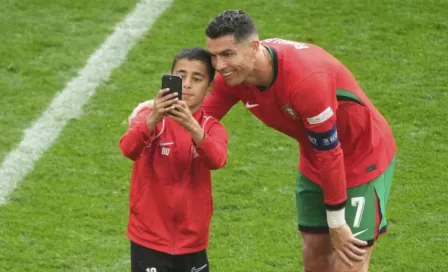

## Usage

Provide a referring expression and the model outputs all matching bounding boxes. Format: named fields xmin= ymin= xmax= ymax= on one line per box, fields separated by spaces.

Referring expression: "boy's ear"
xmin=205 ymin=80 xmax=214 ymax=96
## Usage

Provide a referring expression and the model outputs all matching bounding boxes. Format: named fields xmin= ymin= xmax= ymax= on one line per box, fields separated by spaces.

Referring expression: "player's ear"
xmin=250 ymin=40 xmax=260 ymax=54
xmin=248 ymin=38 xmax=260 ymax=61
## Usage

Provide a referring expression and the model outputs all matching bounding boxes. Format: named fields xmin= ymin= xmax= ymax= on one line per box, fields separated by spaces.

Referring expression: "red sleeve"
xmin=202 ymin=76 xmax=239 ymax=120
xmin=291 ymin=72 xmax=347 ymax=209
xmin=119 ymin=109 xmax=157 ymax=161
xmin=194 ymin=119 xmax=228 ymax=170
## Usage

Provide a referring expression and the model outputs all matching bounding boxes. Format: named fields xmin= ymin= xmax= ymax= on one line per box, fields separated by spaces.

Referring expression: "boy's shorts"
xmin=130 ymin=241 xmax=209 ymax=272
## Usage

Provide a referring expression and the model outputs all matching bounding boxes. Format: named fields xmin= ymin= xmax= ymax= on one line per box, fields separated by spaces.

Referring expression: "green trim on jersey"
xmin=257 ymin=46 xmax=278 ymax=92
xmin=336 ymin=89 xmax=364 ymax=105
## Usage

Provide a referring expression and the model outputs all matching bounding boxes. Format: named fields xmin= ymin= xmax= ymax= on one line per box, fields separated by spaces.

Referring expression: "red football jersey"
xmin=203 ymin=38 xmax=396 ymax=208
xmin=119 ymin=109 xmax=228 ymax=254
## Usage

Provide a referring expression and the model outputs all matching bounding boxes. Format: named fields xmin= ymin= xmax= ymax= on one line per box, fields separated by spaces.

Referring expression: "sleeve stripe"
xmin=325 ymin=201 xmax=346 ymax=211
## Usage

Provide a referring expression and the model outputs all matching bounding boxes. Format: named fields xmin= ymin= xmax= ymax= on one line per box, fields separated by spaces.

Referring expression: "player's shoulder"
xmin=262 ymin=38 xmax=335 ymax=72
xmin=262 ymin=38 xmax=315 ymax=51
xmin=263 ymin=38 xmax=339 ymax=87
xmin=261 ymin=38 xmax=325 ymax=58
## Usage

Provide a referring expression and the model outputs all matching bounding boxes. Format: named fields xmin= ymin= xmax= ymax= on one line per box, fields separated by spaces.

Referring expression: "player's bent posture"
xmin=119 ymin=47 xmax=228 ymax=272
xmin=129 ymin=10 xmax=397 ymax=272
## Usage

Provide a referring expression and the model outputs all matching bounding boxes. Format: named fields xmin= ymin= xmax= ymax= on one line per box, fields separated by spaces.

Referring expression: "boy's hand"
xmin=146 ymin=89 xmax=178 ymax=126
xmin=168 ymin=101 xmax=205 ymax=144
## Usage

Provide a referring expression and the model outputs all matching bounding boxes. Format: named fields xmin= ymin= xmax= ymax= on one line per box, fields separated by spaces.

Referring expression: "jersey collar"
xmin=256 ymin=46 xmax=278 ymax=92
xmin=192 ymin=107 xmax=204 ymax=121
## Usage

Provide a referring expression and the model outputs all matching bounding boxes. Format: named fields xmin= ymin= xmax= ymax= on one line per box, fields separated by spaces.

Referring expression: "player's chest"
xmin=238 ymin=86 xmax=304 ymax=133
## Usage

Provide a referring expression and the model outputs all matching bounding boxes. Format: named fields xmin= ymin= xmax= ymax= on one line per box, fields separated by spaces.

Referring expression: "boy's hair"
xmin=205 ymin=10 xmax=257 ymax=42
xmin=171 ymin=47 xmax=215 ymax=83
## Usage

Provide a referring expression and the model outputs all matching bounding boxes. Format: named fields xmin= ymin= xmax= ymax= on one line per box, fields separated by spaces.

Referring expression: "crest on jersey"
xmin=283 ymin=104 xmax=298 ymax=120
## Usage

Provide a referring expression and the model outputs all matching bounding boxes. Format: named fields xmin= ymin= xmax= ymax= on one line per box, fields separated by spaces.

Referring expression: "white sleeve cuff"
xmin=326 ymin=208 xmax=346 ymax=228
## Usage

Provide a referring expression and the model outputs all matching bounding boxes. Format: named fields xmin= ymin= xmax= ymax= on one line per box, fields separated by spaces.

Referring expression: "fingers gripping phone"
xmin=161 ymin=74 xmax=182 ymax=100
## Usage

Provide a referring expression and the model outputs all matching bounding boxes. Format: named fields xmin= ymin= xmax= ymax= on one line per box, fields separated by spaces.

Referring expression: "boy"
xmin=119 ymin=47 xmax=228 ymax=272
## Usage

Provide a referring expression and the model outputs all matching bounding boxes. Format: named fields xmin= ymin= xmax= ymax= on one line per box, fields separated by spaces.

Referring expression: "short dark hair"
xmin=205 ymin=10 xmax=257 ymax=42
xmin=171 ymin=47 xmax=215 ymax=83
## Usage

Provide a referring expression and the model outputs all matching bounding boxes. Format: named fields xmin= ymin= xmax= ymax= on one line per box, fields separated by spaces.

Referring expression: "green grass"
xmin=0 ymin=0 xmax=447 ymax=271
xmin=0 ymin=0 xmax=137 ymax=161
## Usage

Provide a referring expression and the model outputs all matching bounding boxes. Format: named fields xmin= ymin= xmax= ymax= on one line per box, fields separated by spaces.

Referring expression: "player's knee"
xmin=302 ymin=236 xmax=332 ymax=271
xmin=332 ymin=260 xmax=366 ymax=272
xmin=331 ymin=250 xmax=370 ymax=272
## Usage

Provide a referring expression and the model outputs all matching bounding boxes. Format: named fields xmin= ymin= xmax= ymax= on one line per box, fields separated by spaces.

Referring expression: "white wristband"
xmin=326 ymin=208 xmax=346 ymax=228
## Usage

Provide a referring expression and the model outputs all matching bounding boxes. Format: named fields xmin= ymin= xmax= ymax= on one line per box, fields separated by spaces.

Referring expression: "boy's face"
xmin=172 ymin=59 xmax=212 ymax=110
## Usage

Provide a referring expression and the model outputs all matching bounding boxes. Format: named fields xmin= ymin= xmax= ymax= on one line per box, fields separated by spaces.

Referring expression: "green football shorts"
xmin=296 ymin=157 xmax=396 ymax=246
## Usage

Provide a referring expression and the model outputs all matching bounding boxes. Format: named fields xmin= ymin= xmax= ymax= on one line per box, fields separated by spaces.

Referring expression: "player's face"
xmin=172 ymin=59 xmax=212 ymax=111
xmin=207 ymin=34 xmax=257 ymax=86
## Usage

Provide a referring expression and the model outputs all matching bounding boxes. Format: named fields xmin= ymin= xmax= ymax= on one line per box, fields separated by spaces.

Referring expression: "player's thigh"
xmin=296 ymin=172 xmax=328 ymax=234
xmin=345 ymin=157 xmax=396 ymax=245
xmin=130 ymin=241 xmax=173 ymax=272
xmin=174 ymin=249 xmax=209 ymax=272
xmin=301 ymin=232 xmax=332 ymax=259
xmin=296 ymin=171 xmax=332 ymax=263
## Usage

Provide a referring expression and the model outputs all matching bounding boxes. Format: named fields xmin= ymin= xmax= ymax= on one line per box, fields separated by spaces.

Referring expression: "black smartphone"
xmin=161 ymin=74 xmax=182 ymax=100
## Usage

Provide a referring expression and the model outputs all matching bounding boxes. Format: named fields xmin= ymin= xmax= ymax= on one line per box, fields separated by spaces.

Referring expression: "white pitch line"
xmin=0 ymin=0 xmax=173 ymax=204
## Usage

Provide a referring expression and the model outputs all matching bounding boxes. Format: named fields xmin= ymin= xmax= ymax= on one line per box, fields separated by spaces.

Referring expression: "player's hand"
xmin=329 ymin=224 xmax=368 ymax=268
xmin=146 ymin=89 xmax=178 ymax=124
xmin=128 ymin=99 xmax=156 ymax=123
xmin=168 ymin=101 xmax=204 ymax=143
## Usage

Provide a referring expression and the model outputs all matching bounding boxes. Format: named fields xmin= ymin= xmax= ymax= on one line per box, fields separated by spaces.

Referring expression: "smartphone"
xmin=161 ymin=74 xmax=182 ymax=100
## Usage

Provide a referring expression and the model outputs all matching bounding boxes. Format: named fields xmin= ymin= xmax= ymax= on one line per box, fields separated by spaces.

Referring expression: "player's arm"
xmin=290 ymin=72 xmax=347 ymax=224
xmin=119 ymin=109 xmax=158 ymax=160
xmin=292 ymin=72 xmax=368 ymax=266
xmin=202 ymin=76 xmax=239 ymax=120
xmin=194 ymin=120 xmax=228 ymax=169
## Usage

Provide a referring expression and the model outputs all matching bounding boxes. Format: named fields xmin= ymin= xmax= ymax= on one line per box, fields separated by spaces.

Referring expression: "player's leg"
xmin=296 ymin=172 xmax=333 ymax=272
xmin=130 ymin=240 xmax=173 ymax=272
xmin=331 ymin=246 xmax=374 ymax=272
xmin=332 ymin=157 xmax=396 ymax=271
xmin=174 ymin=249 xmax=209 ymax=272
xmin=301 ymin=234 xmax=333 ymax=272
